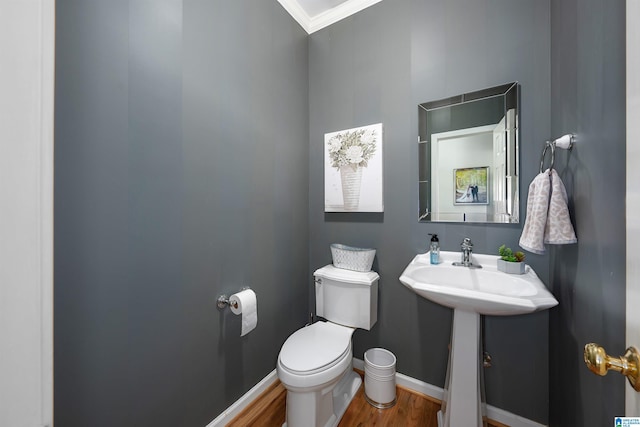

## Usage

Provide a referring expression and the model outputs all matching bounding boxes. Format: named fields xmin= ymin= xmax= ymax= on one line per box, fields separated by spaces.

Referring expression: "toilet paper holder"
xmin=217 ymin=287 xmax=251 ymax=310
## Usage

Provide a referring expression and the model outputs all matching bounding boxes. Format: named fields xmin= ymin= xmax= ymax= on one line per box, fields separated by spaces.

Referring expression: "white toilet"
xmin=277 ymin=265 xmax=379 ymax=427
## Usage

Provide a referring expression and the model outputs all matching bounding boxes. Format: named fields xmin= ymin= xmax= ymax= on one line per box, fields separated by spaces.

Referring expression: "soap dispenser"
xmin=429 ymin=234 xmax=440 ymax=264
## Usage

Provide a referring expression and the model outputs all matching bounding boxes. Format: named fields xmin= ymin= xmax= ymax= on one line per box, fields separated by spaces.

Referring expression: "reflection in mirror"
xmin=418 ymin=82 xmax=519 ymax=223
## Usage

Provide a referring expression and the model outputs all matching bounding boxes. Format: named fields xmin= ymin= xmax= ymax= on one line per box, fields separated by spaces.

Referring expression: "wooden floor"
xmin=227 ymin=370 xmax=507 ymax=427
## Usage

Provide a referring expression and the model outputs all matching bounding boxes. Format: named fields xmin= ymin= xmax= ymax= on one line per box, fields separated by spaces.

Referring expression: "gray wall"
xmin=549 ymin=0 xmax=627 ymax=425
xmin=53 ymin=0 xmax=627 ymax=425
xmin=54 ymin=1 xmax=309 ymax=426
xmin=309 ymin=0 xmax=552 ymax=423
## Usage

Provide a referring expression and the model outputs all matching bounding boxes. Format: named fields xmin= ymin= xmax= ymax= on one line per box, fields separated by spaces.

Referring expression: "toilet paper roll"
xmin=229 ymin=289 xmax=257 ymax=336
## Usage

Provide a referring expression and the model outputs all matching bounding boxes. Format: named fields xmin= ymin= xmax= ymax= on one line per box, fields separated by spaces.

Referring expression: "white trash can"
xmin=364 ymin=348 xmax=397 ymax=408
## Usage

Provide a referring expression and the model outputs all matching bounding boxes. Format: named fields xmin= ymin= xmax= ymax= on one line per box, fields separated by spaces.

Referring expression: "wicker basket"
xmin=330 ymin=244 xmax=376 ymax=272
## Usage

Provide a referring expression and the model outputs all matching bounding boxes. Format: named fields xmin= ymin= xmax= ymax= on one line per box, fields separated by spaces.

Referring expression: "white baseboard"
xmin=353 ymin=358 xmax=546 ymax=427
xmin=206 ymin=360 xmax=547 ymax=427
xmin=484 ymin=405 xmax=547 ymax=427
xmin=206 ymin=369 xmax=278 ymax=427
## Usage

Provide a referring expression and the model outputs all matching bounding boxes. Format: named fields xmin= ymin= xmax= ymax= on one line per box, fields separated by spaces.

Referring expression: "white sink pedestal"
xmin=438 ymin=309 xmax=484 ymax=427
xmin=399 ymin=251 xmax=559 ymax=427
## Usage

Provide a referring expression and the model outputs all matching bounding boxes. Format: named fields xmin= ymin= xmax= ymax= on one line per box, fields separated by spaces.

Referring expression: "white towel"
xmin=519 ymin=169 xmax=577 ymax=254
xmin=519 ymin=171 xmax=551 ymax=254
xmin=544 ymin=169 xmax=577 ymax=245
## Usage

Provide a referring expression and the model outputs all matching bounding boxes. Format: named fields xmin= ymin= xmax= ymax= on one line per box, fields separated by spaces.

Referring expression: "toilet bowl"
xmin=277 ymin=321 xmax=361 ymax=427
xmin=276 ymin=265 xmax=379 ymax=427
xmin=277 ymin=321 xmax=353 ymax=389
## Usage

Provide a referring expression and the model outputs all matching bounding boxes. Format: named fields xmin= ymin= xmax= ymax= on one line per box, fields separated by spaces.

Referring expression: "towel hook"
xmin=539 ymin=134 xmax=576 ymax=173
xmin=539 ymin=141 xmax=555 ymax=173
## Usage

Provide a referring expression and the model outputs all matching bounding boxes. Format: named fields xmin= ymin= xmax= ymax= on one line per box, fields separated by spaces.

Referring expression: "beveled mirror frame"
xmin=418 ymin=82 xmax=519 ymax=223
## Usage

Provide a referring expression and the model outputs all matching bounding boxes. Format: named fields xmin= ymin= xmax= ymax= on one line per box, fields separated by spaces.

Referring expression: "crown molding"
xmin=277 ymin=0 xmax=312 ymax=33
xmin=308 ymin=0 xmax=383 ymax=33
xmin=277 ymin=0 xmax=383 ymax=34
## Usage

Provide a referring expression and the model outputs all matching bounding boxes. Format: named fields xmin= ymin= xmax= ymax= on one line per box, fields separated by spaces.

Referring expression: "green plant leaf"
xmin=498 ymin=244 xmax=524 ymax=262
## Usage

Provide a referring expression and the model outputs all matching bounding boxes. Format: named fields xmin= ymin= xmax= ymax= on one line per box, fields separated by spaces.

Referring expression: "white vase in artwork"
xmin=340 ymin=166 xmax=363 ymax=210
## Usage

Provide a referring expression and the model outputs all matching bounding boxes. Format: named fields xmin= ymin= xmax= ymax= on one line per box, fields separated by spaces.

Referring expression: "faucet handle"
xmin=461 ymin=237 xmax=473 ymax=249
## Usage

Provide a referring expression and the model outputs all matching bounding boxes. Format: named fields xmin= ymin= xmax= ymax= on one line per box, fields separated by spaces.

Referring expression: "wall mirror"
xmin=418 ymin=82 xmax=519 ymax=223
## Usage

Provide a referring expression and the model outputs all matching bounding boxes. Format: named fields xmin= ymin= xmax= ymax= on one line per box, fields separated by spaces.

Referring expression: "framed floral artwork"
xmin=324 ymin=123 xmax=383 ymax=212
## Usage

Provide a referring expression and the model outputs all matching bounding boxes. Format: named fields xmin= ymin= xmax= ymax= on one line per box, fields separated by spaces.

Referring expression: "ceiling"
xmin=277 ymin=0 xmax=383 ymax=34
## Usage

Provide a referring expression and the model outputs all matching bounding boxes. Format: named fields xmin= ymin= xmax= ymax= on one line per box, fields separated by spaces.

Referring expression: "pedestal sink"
xmin=399 ymin=251 xmax=558 ymax=427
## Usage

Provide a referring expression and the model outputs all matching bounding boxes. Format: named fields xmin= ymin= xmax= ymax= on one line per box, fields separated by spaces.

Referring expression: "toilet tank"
xmin=314 ymin=265 xmax=378 ymax=330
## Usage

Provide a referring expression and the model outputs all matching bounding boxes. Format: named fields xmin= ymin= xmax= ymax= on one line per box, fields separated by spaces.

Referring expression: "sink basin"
xmin=399 ymin=250 xmax=558 ymax=427
xmin=399 ymin=251 xmax=558 ymax=316
xmin=400 ymin=251 xmax=558 ymax=427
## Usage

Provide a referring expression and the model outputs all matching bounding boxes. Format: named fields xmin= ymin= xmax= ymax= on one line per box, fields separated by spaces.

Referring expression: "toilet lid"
xmin=279 ymin=322 xmax=353 ymax=374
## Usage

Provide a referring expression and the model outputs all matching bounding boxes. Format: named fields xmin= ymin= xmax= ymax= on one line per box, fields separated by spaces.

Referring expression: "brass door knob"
xmin=584 ymin=343 xmax=640 ymax=391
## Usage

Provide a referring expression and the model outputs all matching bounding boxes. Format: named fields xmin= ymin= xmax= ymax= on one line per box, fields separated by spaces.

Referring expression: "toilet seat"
xmin=279 ymin=321 xmax=354 ymax=376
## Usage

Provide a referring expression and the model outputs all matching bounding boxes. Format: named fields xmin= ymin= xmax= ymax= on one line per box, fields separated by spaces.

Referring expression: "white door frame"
xmin=0 ymin=1 xmax=54 ymax=426
xmin=430 ymin=124 xmax=495 ymax=221
xmin=626 ymin=0 xmax=640 ymax=415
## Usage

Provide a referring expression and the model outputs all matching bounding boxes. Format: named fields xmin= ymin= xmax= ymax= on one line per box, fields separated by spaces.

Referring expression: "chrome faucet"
xmin=461 ymin=238 xmax=473 ymax=265
xmin=452 ymin=237 xmax=482 ymax=269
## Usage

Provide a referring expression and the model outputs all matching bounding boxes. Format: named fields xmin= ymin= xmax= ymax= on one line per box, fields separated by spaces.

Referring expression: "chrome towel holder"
xmin=539 ymin=133 xmax=575 ymax=173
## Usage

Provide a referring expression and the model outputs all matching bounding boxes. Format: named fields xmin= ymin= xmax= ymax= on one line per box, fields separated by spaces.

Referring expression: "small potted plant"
xmin=497 ymin=244 xmax=526 ymax=274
